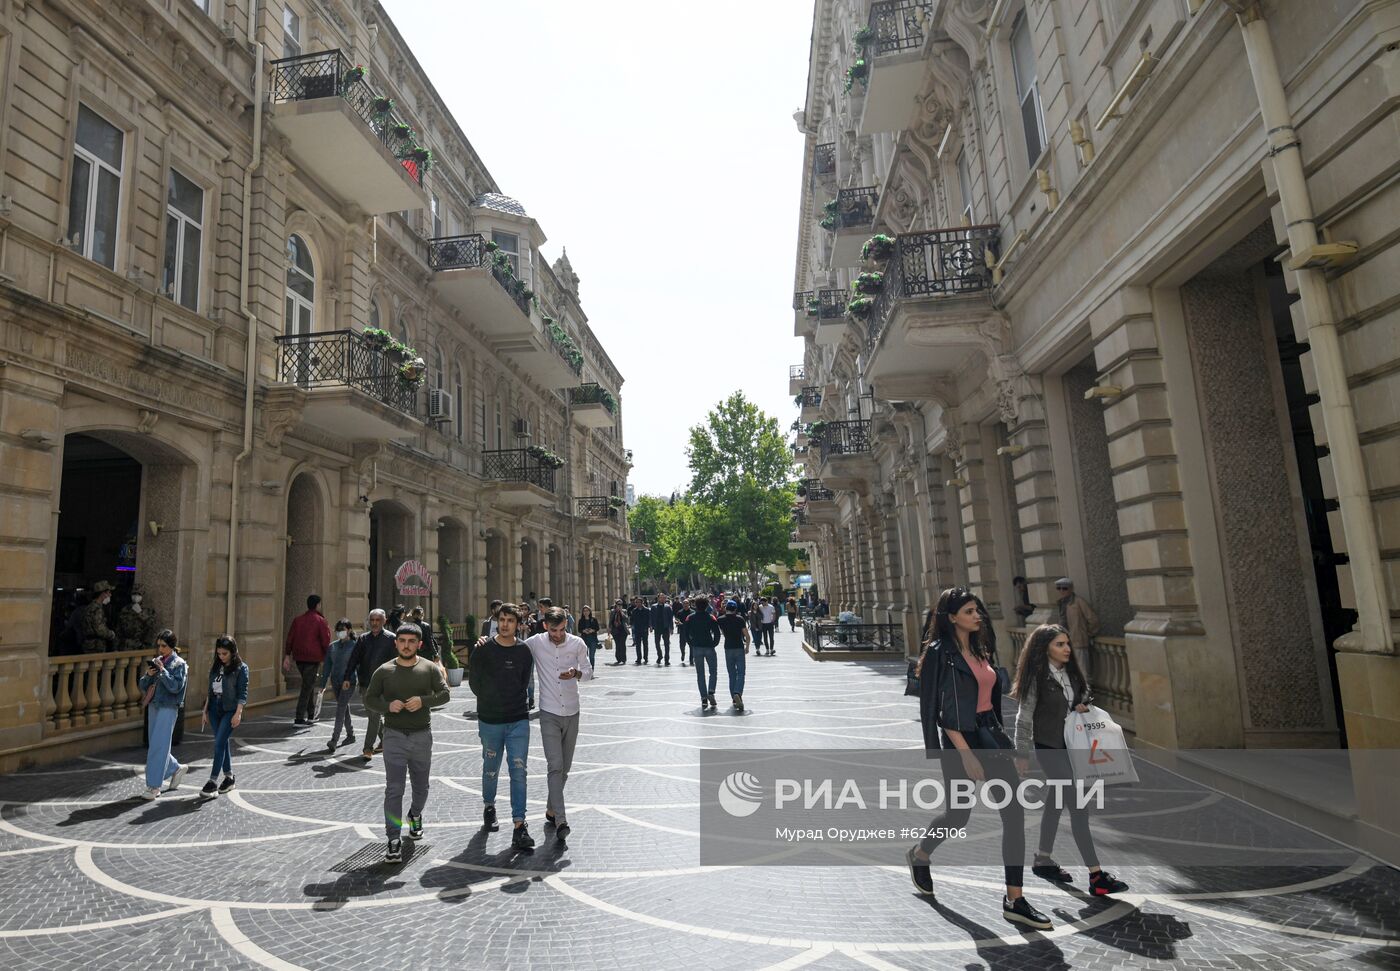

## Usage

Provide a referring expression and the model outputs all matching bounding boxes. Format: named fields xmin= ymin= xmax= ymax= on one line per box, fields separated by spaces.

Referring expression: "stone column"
xmin=947 ymin=418 xmax=1002 ymax=620
xmin=999 ymin=371 xmax=1069 ymax=623
xmin=470 ymin=511 xmax=488 ymax=618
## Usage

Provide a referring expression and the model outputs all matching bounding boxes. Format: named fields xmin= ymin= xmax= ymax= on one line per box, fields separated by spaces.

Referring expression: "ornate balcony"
xmin=427 ymin=234 xmax=534 ymax=339
xmin=858 ymin=1 xmax=933 ymax=136
xmin=789 ymin=364 xmax=807 ymax=395
xmin=814 ymin=288 xmax=851 ymax=346
xmin=481 ymin=448 xmax=557 ymax=507
xmin=798 ymin=386 xmax=823 ymax=422
xmin=519 ymin=321 xmax=585 ymax=389
xmin=799 ymin=478 xmax=836 ymax=502
xmin=812 ymin=142 xmax=837 ymax=183
xmin=862 ymin=227 xmax=1000 ymax=393
xmin=823 ymin=187 xmax=879 ymax=266
xmin=271 ymin=330 xmax=420 ymax=442
xmin=794 ymin=290 xmax=816 ymax=337
xmin=268 ymin=49 xmax=427 ymax=213
xmin=569 ymin=383 xmax=618 ymax=428
xmin=576 ymin=495 xmax=623 ymax=536
xmin=816 ymin=419 xmax=875 ymax=491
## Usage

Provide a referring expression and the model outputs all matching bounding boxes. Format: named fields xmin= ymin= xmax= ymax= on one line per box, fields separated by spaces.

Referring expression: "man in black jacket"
xmin=649 ymin=594 xmax=675 ymax=666
xmin=680 ymin=598 xmax=723 ymax=710
xmin=347 ymin=609 xmax=397 ymax=761
xmin=628 ymin=597 xmax=651 ymax=665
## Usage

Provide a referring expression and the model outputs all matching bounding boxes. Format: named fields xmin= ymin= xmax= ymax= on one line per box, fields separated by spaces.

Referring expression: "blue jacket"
xmin=205 ymin=661 xmax=249 ymax=714
xmin=320 ymin=639 xmax=358 ymax=689
xmin=139 ymin=654 xmax=188 ymax=709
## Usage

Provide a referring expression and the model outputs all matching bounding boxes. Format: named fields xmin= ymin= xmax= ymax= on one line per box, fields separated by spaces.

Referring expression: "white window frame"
xmin=69 ymin=104 xmax=125 ymax=270
xmin=956 ymin=149 xmax=974 ymax=225
xmin=285 ymin=234 xmax=315 ymax=336
xmin=492 ymin=230 xmax=523 ymax=280
xmin=163 ymin=168 xmax=204 ymax=311
xmin=1009 ymin=10 xmax=1047 ymax=169
xmin=431 ymin=194 xmax=442 ymax=238
xmin=282 ymin=6 xmax=301 ymax=59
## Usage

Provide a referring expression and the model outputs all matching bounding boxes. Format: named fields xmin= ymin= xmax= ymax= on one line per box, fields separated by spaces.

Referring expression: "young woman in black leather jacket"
xmin=906 ymin=587 xmax=1053 ymax=931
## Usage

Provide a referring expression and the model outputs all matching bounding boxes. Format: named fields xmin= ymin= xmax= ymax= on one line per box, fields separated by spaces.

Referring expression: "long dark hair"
xmin=1011 ymin=624 xmax=1086 ymax=701
xmin=212 ymin=634 xmax=242 ymax=674
xmin=925 ymin=586 xmax=996 ymax=663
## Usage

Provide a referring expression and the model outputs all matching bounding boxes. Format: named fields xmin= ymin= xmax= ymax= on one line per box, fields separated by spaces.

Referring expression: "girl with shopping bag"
xmin=1012 ymin=624 xmax=1129 ymax=896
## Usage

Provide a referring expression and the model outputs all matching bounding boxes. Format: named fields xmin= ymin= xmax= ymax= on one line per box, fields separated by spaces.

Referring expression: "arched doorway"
xmin=520 ymin=538 xmax=538 ymax=601
xmin=547 ymin=544 xmax=562 ymax=602
xmin=484 ymin=529 xmax=506 ymax=606
xmin=368 ymin=499 xmax=414 ymax=612
xmin=437 ymin=518 xmax=467 ymax=622
xmin=283 ymin=474 xmax=325 ymax=643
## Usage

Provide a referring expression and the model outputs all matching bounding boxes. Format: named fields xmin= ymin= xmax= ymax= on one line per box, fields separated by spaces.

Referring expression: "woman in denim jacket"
xmin=320 ymin=618 xmax=359 ymax=752
xmin=200 ymin=635 xmax=249 ymax=797
xmin=138 ymin=629 xmax=188 ymax=800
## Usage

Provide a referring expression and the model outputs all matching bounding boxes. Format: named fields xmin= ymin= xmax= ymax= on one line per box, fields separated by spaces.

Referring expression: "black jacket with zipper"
xmin=917 ymin=639 xmax=1003 ymax=749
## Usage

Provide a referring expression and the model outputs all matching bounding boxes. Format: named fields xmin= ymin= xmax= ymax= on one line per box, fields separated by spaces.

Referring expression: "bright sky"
xmin=387 ymin=0 xmax=812 ymax=498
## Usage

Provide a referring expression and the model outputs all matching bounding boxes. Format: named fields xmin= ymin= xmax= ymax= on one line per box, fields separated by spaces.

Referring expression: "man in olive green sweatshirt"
xmin=364 ymin=623 xmax=451 ymax=863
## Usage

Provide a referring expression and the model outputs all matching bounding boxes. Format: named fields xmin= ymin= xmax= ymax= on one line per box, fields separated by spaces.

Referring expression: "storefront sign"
xmin=394 ymin=559 xmax=433 ymax=596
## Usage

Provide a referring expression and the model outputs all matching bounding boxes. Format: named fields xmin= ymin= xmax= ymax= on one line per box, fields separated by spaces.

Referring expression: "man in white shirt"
xmin=523 ymin=606 xmax=593 ymax=841
xmin=759 ymin=598 xmax=778 ymax=656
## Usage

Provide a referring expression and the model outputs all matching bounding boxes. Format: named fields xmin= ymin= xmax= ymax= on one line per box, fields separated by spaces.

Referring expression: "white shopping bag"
xmin=1064 ymin=706 xmax=1138 ymax=785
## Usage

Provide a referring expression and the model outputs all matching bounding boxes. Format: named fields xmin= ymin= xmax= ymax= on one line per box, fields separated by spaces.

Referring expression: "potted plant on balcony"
xmin=398 ymin=358 xmax=426 ymax=386
xmin=370 ymin=96 xmax=394 ymax=116
xmin=862 ymin=234 xmax=895 ymax=262
xmin=796 ymin=482 xmax=808 ymax=497
xmin=485 ymin=240 xmax=500 ymax=253
xmin=806 ymin=296 xmax=821 ymax=316
xmin=853 ymin=271 xmax=884 ymax=295
xmin=844 ymin=58 xmax=869 ymax=92
xmin=600 ymin=388 xmax=617 ymax=412
xmin=853 ymin=25 xmax=874 ymax=47
xmin=608 ymin=496 xmax=625 ymax=509
xmin=403 ymin=145 xmax=434 ymax=171
xmin=344 ymin=64 xmax=366 ymax=85
xmin=390 ymin=122 xmax=413 ymax=140
xmin=362 ymin=327 xmax=393 ymax=351
xmin=846 ymin=295 xmax=875 ymax=319
xmin=438 ymin=616 xmax=464 ymax=686
xmin=807 ymin=420 xmax=829 ymax=441
xmin=819 ymin=199 xmax=840 ymax=231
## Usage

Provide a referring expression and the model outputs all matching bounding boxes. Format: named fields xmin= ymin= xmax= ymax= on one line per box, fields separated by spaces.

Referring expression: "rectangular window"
xmin=494 ymin=400 xmax=503 ymax=449
xmin=492 ymin=230 xmax=521 ymax=278
xmin=431 ymin=195 xmax=442 ymax=237
xmin=1010 ymin=11 xmax=1046 ymax=168
xmin=956 ymin=150 xmax=973 ymax=225
xmin=282 ymin=7 xmax=301 ymax=59
xmin=68 ymin=105 xmax=125 ymax=270
xmin=162 ymin=169 xmax=204 ymax=311
xmin=473 ymin=388 xmax=486 ymax=445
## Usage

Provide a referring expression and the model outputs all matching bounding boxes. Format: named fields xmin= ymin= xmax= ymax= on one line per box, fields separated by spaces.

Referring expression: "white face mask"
xmin=339 ymin=630 xmax=350 ymax=641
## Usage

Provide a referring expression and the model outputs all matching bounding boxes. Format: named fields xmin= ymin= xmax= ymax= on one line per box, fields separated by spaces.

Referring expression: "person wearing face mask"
xmin=322 ymin=618 xmax=359 ymax=752
xmin=80 ymin=580 xmax=118 ymax=653
xmin=116 ymin=585 xmax=157 ymax=653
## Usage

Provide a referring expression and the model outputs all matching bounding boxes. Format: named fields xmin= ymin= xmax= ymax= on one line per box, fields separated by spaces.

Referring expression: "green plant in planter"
xmin=846 ymin=295 xmax=875 ymax=318
xmin=794 ymin=393 xmax=804 ymax=405
xmin=853 ymin=271 xmax=885 ymax=295
xmin=844 ymin=58 xmax=869 ymax=92
xmin=370 ymin=96 xmax=394 ymax=115
xmin=600 ymin=388 xmax=617 ymax=411
xmin=819 ymin=198 xmax=840 ymax=231
xmin=608 ymin=495 xmax=625 ymax=508
xmin=485 ymin=240 xmax=499 ymax=252
xmin=398 ymin=359 xmax=426 ymax=385
xmin=390 ymin=122 xmax=412 ymax=140
xmin=853 ymin=25 xmax=874 ymax=47
xmin=492 ymin=251 xmax=512 ymax=273
xmin=463 ymin=613 xmax=478 ymax=642
xmin=362 ymin=327 xmax=393 ymax=349
xmin=806 ymin=297 xmax=821 ymax=316
xmin=567 ymin=349 xmax=584 ymax=370
xmin=796 ymin=482 xmax=808 ymax=497
xmin=521 ymin=287 xmax=535 ymax=301
xmin=862 ymin=234 xmax=895 ymax=261
xmin=344 ymin=65 xmax=365 ymax=84
xmin=807 ymin=420 xmax=829 ymax=440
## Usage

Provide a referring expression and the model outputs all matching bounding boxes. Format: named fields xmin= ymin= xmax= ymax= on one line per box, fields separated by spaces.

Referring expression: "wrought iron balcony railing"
xmin=868 ymin=0 xmax=931 ymax=55
xmin=269 ymin=49 xmax=424 ymax=188
xmin=631 ymin=527 xmax=647 ymax=544
xmin=817 ymin=288 xmax=850 ymax=320
xmin=427 ymin=234 xmax=532 ymax=318
xmin=832 ymin=186 xmax=878 ymax=230
xmin=569 ymin=383 xmax=617 ymax=414
xmin=865 ymin=226 xmax=999 ymax=353
xmin=813 ymin=142 xmax=837 ymax=176
xmin=801 ymin=478 xmax=836 ymax=502
xmin=576 ymin=496 xmax=622 ymax=521
xmin=274 ymin=330 xmax=418 ymax=417
xmin=546 ymin=325 xmax=584 ymax=376
xmin=819 ymin=419 xmax=873 ymax=462
xmin=481 ymin=448 xmax=556 ymax=493
xmin=793 ymin=290 xmax=813 ymax=312
xmin=789 ymin=364 xmax=806 ymax=381
xmin=792 ymin=507 xmax=809 ymax=526
xmin=798 ymin=386 xmax=823 ymax=408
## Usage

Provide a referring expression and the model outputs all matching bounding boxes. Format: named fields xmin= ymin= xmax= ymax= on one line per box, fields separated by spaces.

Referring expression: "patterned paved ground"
xmin=2 ymin=627 xmax=1398 ymax=970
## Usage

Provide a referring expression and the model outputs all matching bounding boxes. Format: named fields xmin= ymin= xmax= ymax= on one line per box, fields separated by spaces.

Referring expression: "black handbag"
xmin=904 ymin=657 xmax=920 ymax=696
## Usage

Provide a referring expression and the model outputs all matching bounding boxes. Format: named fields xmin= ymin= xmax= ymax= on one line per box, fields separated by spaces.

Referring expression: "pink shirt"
xmin=970 ymin=654 xmax=997 ymax=713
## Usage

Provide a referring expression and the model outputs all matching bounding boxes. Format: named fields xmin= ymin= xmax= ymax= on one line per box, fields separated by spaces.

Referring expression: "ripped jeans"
xmin=479 ymin=718 xmax=530 ymax=823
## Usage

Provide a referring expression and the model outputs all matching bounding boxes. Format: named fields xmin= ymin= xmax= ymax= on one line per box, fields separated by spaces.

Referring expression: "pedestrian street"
xmin=2 ymin=626 xmax=1397 ymax=970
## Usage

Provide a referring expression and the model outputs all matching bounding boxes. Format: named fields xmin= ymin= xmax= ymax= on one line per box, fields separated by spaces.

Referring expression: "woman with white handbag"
xmin=1012 ymin=624 xmax=1129 ymax=896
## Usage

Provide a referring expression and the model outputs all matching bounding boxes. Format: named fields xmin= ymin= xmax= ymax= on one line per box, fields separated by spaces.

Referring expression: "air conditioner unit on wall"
xmin=429 ymin=388 xmax=454 ymax=423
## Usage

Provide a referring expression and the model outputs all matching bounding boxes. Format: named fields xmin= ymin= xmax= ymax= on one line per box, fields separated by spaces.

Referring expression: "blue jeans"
xmin=582 ymin=634 xmax=599 ymax=669
xmin=724 ymin=648 xmax=746 ymax=698
xmin=479 ymin=719 xmax=530 ymax=823
xmin=207 ymin=704 xmax=236 ymax=778
xmin=693 ymin=646 xmax=718 ymax=700
xmin=145 ymin=704 xmax=181 ymax=789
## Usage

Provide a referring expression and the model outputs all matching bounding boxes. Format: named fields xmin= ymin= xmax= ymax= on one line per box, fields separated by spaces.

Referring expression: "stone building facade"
xmin=0 ymin=0 xmax=637 ymax=768
xmin=789 ymin=0 xmax=1398 ymax=777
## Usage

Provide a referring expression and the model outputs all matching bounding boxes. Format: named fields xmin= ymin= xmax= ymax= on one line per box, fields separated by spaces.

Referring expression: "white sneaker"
xmin=141 ymin=787 xmax=161 ymax=801
xmin=165 ymin=765 xmax=188 ymax=792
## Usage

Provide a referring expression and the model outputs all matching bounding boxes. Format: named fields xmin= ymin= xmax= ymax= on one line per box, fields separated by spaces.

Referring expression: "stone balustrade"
xmin=44 ymin=648 xmax=188 ymax=733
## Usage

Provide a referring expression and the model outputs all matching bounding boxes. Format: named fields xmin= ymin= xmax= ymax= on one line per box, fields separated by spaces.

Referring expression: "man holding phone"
xmin=522 ymin=606 xmax=593 ymax=841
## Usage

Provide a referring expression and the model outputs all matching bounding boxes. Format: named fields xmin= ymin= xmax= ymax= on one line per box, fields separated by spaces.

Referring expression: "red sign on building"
xmin=394 ymin=559 xmax=433 ymax=597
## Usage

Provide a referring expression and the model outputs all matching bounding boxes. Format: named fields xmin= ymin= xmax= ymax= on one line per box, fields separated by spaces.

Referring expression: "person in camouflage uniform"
xmin=80 ymin=580 xmax=117 ymax=653
xmin=115 ymin=585 xmax=156 ymax=653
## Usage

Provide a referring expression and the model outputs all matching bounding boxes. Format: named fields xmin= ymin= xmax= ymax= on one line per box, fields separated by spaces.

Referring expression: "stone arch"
xmin=436 ymin=515 xmax=469 ymax=622
xmin=368 ymin=497 xmax=416 ymax=611
xmin=282 ymin=471 xmax=330 ymax=644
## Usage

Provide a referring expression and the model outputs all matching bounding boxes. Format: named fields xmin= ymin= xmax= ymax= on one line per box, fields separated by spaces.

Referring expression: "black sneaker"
xmin=512 ymin=824 xmax=535 ymax=852
xmin=544 ymin=812 xmax=557 ymax=828
xmin=708 ymin=695 xmax=717 ymax=710
xmin=906 ymin=846 xmax=935 ymax=896
xmin=1032 ymin=857 xmax=1074 ymax=883
xmin=385 ymin=837 xmax=402 ymax=863
xmin=217 ymin=775 xmax=236 ymax=794
xmin=1090 ymin=870 xmax=1129 ymax=895
xmin=734 ymin=696 xmax=744 ymax=712
xmin=1003 ymin=895 xmax=1052 ymax=930
xmin=200 ymin=780 xmax=219 ymax=797
xmin=344 ymin=734 xmax=356 ymax=746
xmin=407 ymin=814 xmax=423 ymax=840
xmin=483 ymin=804 xmax=498 ymax=832
xmin=556 ymin=822 xmax=571 ymax=840
xmin=326 ymin=742 xmax=337 ymax=753
xmin=664 ymin=661 xmax=671 ymax=666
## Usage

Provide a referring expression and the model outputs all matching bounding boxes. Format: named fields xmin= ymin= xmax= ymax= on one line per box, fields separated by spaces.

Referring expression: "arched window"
xmin=285 ymin=235 xmax=315 ymax=335
xmin=368 ymin=297 xmax=381 ymax=330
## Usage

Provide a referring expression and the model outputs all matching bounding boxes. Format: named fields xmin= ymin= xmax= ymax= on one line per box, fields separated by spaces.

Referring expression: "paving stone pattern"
xmin=1 ymin=628 xmax=1397 ymax=969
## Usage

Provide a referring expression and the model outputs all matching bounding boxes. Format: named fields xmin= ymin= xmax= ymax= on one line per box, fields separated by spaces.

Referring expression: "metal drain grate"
xmin=329 ymin=842 xmax=430 ymax=871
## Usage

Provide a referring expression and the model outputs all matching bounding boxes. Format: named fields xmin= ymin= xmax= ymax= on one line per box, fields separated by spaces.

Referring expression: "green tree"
xmin=685 ymin=392 xmax=798 ymax=589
